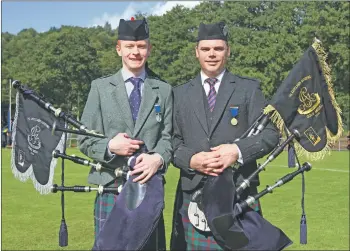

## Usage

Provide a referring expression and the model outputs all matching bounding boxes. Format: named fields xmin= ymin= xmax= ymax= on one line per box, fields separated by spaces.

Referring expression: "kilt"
xmin=93 ymin=178 xmax=166 ymax=250
xmin=180 ymin=191 xmax=262 ymax=251
xmin=94 ymin=179 xmax=121 ymax=237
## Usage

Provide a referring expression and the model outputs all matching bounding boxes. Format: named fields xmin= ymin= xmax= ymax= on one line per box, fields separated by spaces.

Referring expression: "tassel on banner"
xmin=300 ymin=214 xmax=307 ymax=244
xmin=59 ymin=219 xmax=68 ymax=247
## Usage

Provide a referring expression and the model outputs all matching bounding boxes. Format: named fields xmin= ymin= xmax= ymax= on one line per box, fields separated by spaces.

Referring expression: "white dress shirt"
xmin=122 ymin=67 xmax=146 ymax=97
xmin=200 ymin=69 xmax=225 ymax=96
xmin=200 ymin=69 xmax=244 ymax=165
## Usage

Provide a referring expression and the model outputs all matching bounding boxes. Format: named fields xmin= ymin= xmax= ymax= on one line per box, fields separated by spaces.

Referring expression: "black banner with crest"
xmin=11 ymin=91 xmax=65 ymax=194
xmin=264 ymin=39 xmax=343 ymax=160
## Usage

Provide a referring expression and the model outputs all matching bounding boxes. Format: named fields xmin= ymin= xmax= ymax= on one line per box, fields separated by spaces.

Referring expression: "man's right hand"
xmin=190 ymin=151 xmax=224 ymax=176
xmin=108 ymin=133 xmax=144 ymax=156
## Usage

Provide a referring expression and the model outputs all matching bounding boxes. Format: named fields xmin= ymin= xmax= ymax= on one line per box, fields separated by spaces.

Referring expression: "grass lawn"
xmin=1 ymin=148 xmax=349 ymax=250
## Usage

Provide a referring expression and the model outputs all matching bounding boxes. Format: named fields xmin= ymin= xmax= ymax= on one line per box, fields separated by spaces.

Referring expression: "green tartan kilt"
xmin=180 ymin=192 xmax=262 ymax=251
xmin=93 ymin=179 xmax=122 ymax=237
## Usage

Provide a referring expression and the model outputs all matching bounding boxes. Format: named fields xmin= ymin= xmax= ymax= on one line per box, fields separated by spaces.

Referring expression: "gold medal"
xmin=231 ymin=118 xmax=238 ymax=126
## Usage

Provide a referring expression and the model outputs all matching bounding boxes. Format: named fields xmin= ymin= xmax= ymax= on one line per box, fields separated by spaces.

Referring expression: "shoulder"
xmin=146 ymin=68 xmax=172 ymax=92
xmin=149 ymin=76 xmax=172 ymax=91
xmin=230 ymin=72 xmax=260 ymax=85
xmin=227 ymin=72 xmax=261 ymax=90
xmin=236 ymin=75 xmax=260 ymax=84
xmin=146 ymin=67 xmax=166 ymax=82
xmin=173 ymin=79 xmax=193 ymax=96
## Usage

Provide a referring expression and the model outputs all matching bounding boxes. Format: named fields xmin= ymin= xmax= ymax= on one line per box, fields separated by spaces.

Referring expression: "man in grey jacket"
xmin=78 ymin=18 xmax=172 ymax=250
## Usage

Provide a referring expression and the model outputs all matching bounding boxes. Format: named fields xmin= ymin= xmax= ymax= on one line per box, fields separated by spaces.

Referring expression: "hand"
xmin=190 ymin=151 xmax=224 ymax=176
xmin=210 ymin=144 xmax=239 ymax=169
xmin=130 ymin=153 xmax=162 ymax=184
xmin=108 ymin=133 xmax=144 ymax=156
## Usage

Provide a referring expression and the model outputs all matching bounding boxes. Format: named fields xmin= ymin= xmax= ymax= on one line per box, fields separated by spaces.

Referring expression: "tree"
xmin=1 ymin=2 xmax=348 ymax=127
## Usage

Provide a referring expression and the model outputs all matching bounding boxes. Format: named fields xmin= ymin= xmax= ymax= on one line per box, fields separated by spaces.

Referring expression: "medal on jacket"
xmin=154 ymin=104 xmax=162 ymax=122
xmin=230 ymin=106 xmax=239 ymax=126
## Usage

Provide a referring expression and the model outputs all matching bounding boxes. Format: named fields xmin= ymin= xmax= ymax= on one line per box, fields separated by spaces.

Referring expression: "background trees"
xmin=2 ymin=2 xmax=349 ymax=127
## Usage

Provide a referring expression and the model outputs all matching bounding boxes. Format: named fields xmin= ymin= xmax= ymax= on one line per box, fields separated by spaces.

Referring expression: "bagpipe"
xmin=10 ymin=38 xmax=343 ymax=250
xmin=187 ymin=38 xmax=343 ymax=250
xmin=10 ymin=80 xmax=165 ymax=250
xmin=11 ymin=80 xmax=120 ymax=192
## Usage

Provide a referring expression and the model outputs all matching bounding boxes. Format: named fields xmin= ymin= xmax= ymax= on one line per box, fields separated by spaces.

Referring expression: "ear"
xmin=147 ymin=43 xmax=152 ymax=57
xmin=116 ymin=43 xmax=122 ymax=56
xmin=195 ymin=46 xmax=199 ymax=59
xmin=227 ymin=45 xmax=231 ymax=57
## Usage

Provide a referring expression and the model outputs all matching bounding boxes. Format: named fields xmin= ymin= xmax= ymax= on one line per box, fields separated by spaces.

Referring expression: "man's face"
xmin=116 ymin=40 xmax=151 ymax=73
xmin=196 ymin=39 xmax=230 ymax=77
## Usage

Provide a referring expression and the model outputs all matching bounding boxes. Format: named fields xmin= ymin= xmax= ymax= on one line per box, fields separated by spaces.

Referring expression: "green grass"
xmin=1 ymin=149 xmax=349 ymax=250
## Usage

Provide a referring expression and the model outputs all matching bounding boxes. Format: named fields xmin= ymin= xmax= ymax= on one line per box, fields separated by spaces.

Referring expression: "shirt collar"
xmin=121 ymin=67 xmax=146 ymax=82
xmin=200 ymin=69 xmax=226 ymax=86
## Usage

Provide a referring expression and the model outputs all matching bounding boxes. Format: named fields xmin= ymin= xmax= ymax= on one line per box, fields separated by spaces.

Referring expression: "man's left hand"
xmin=210 ymin=144 xmax=239 ymax=169
xmin=130 ymin=153 xmax=162 ymax=184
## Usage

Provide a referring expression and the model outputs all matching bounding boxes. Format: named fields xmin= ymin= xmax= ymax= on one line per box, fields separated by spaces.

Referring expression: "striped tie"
xmin=206 ymin=78 xmax=218 ymax=112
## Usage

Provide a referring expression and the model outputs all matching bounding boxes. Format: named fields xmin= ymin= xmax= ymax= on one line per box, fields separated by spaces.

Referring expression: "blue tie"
xmin=129 ymin=77 xmax=142 ymax=122
xmin=206 ymin=78 xmax=217 ymax=112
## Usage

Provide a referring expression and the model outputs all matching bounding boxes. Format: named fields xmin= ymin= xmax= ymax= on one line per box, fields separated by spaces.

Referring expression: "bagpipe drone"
xmin=10 ymin=81 xmax=165 ymax=250
xmin=186 ymin=38 xmax=343 ymax=250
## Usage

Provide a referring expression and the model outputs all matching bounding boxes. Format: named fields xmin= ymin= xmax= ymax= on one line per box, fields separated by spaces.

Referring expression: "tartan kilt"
xmin=180 ymin=191 xmax=262 ymax=251
xmin=94 ymin=179 xmax=122 ymax=237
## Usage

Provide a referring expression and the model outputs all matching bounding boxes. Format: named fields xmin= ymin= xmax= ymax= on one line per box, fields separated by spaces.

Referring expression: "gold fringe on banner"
xmin=263 ymin=105 xmax=285 ymax=134
xmin=311 ymin=38 xmax=344 ymax=143
xmin=263 ymin=104 xmax=332 ymax=160
xmin=263 ymin=39 xmax=344 ymax=160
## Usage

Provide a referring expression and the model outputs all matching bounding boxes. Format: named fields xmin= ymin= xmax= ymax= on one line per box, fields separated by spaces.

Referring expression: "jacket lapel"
xmin=133 ymin=77 xmax=158 ymax=137
xmin=109 ymin=71 xmax=135 ymax=132
xmin=188 ymin=74 xmax=209 ymax=135
xmin=209 ymin=72 xmax=236 ymax=137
